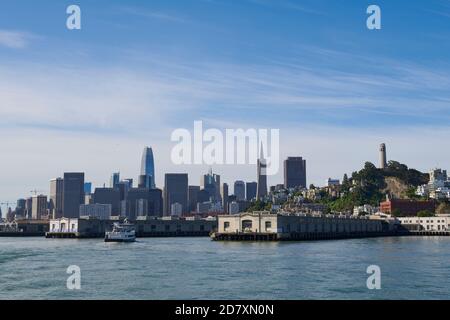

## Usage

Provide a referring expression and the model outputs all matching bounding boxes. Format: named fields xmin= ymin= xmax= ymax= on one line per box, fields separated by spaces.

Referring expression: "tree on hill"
xmin=384 ymin=160 xmax=428 ymax=186
xmin=246 ymin=200 xmax=271 ymax=212
xmin=417 ymin=210 xmax=435 ymax=217
xmin=436 ymin=202 xmax=450 ymax=215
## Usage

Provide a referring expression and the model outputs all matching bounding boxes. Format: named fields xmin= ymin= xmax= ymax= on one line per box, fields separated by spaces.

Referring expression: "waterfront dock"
xmin=0 ymin=219 xmax=48 ymax=237
xmin=212 ymin=211 xmax=400 ymax=241
xmin=211 ymin=231 xmax=400 ymax=241
xmin=45 ymin=216 xmax=216 ymax=239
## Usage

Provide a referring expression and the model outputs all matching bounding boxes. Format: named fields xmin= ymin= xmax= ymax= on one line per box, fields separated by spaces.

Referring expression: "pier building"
xmin=212 ymin=212 xmax=391 ymax=241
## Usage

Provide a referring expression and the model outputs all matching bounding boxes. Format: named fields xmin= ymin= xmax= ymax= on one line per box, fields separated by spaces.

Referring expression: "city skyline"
xmin=1 ymin=140 xmax=449 ymax=210
xmin=1 ymin=0 xmax=449 ymax=203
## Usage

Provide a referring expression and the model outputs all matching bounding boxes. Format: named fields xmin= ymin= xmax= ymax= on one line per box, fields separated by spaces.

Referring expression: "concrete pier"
xmin=46 ymin=216 xmax=217 ymax=239
xmin=212 ymin=212 xmax=398 ymax=241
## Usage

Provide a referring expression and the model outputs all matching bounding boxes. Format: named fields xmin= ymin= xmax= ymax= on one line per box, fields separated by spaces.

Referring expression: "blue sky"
xmin=0 ymin=0 xmax=449 ymax=202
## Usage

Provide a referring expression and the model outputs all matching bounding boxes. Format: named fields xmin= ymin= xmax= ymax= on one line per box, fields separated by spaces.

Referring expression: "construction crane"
xmin=0 ymin=201 xmax=15 ymax=220
xmin=30 ymin=189 xmax=44 ymax=196
xmin=0 ymin=201 xmax=15 ymax=208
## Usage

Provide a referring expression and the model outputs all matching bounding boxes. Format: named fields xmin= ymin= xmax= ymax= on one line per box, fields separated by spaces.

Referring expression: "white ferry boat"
xmin=105 ymin=220 xmax=136 ymax=243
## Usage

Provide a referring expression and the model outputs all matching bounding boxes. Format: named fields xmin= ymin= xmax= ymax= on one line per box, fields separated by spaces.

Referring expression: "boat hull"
xmin=104 ymin=237 xmax=136 ymax=243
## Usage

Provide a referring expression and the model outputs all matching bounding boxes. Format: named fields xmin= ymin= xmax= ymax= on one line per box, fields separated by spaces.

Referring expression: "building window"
xmin=264 ymin=221 xmax=272 ymax=231
xmin=242 ymin=220 xmax=252 ymax=231
xmin=224 ymin=222 xmax=230 ymax=231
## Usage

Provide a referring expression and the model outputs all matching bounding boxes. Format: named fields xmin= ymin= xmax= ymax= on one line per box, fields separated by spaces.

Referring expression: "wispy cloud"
xmin=0 ymin=30 xmax=34 ymax=49
xmin=119 ymin=6 xmax=188 ymax=23
xmin=1 ymin=44 xmax=449 ymax=136
xmin=247 ymin=0 xmax=324 ymax=15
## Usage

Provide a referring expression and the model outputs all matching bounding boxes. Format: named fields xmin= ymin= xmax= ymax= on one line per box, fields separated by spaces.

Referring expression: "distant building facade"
xmin=110 ymin=172 xmax=120 ymax=188
xmin=141 ymin=147 xmax=156 ymax=189
xmin=257 ymin=147 xmax=268 ymax=199
xmin=164 ymin=174 xmax=188 ymax=216
xmin=31 ymin=195 xmax=48 ymax=220
xmin=79 ymin=204 xmax=111 ymax=220
xmin=228 ymin=201 xmax=240 ymax=214
xmin=201 ymin=169 xmax=221 ymax=202
xmin=84 ymin=182 xmax=92 ymax=194
xmin=171 ymin=202 xmax=183 ymax=216
xmin=284 ymin=157 xmax=307 ymax=189
xmin=416 ymin=168 xmax=449 ymax=200
xmin=326 ymin=178 xmax=340 ymax=187
xmin=188 ymin=186 xmax=201 ymax=213
xmin=125 ymin=188 xmax=163 ymax=219
xmin=380 ymin=199 xmax=435 ymax=216
xmin=50 ymin=178 xmax=64 ymax=219
xmin=246 ymin=182 xmax=257 ymax=201
xmin=63 ymin=172 xmax=84 ymax=218
xmin=93 ymin=187 xmax=121 ymax=216
xmin=221 ymin=183 xmax=229 ymax=214
xmin=398 ymin=216 xmax=450 ymax=232
xmin=234 ymin=181 xmax=246 ymax=201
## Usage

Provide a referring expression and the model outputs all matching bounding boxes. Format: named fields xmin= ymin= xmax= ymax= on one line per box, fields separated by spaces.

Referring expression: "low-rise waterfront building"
xmin=48 ymin=217 xmax=107 ymax=238
xmin=213 ymin=211 xmax=387 ymax=241
xmin=0 ymin=219 xmax=49 ymax=236
xmin=47 ymin=216 xmax=217 ymax=238
xmin=398 ymin=216 xmax=450 ymax=231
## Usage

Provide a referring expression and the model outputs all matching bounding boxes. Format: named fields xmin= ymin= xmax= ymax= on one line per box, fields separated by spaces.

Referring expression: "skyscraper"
xmin=379 ymin=143 xmax=387 ymax=169
xmin=163 ymin=174 xmax=188 ymax=216
xmin=188 ymin=186 xmax=201 ymax=213
xmin=31 ymin=195 xmax=47 ymax=220
xmin=140 ymin=147 xmax=156 ymax=189
xmin=284 ymin=157 xmax=307 ymax=189
xmin=126 ymin=188 xmax=163 ymax=219
xmin=256 ymin=146 xmax=268 ymax=199
xmin=234 ymin=181 xmax=246 ymax=201
xmin=221 ymin=183 xmax=229 ymax=213
xmin=63 ymin=172 xmax=84 ymax=218
xmin=110 ymin=172 xmax=120 ymax=188
xmin=116 ymin=180 xmax=131 ymax=201
xmin=246 ymin=182 xmax=257 ymax=201
xmin=200 ymin=169 xmax=221 ymax=202
xmin=25 ymin=197 xmax=32 ymax=219
xmin=83 ymin=182 xmax=92 ymax=194
xmin=50 ymin=177 xmax=64 ymax=219
xmin=15 ymin=199 xmax=26 ymax=218
xmin=93 ymin=187 xmax=121 ymax=216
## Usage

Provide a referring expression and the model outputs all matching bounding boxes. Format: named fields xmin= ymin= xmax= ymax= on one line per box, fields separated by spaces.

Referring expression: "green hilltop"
xmin=320 ymin=160 xmax=429 ymax=212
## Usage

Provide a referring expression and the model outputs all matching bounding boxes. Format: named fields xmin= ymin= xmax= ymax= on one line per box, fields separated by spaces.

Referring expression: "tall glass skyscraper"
xmin=140 ymin=147 xmax=156 ymax=189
